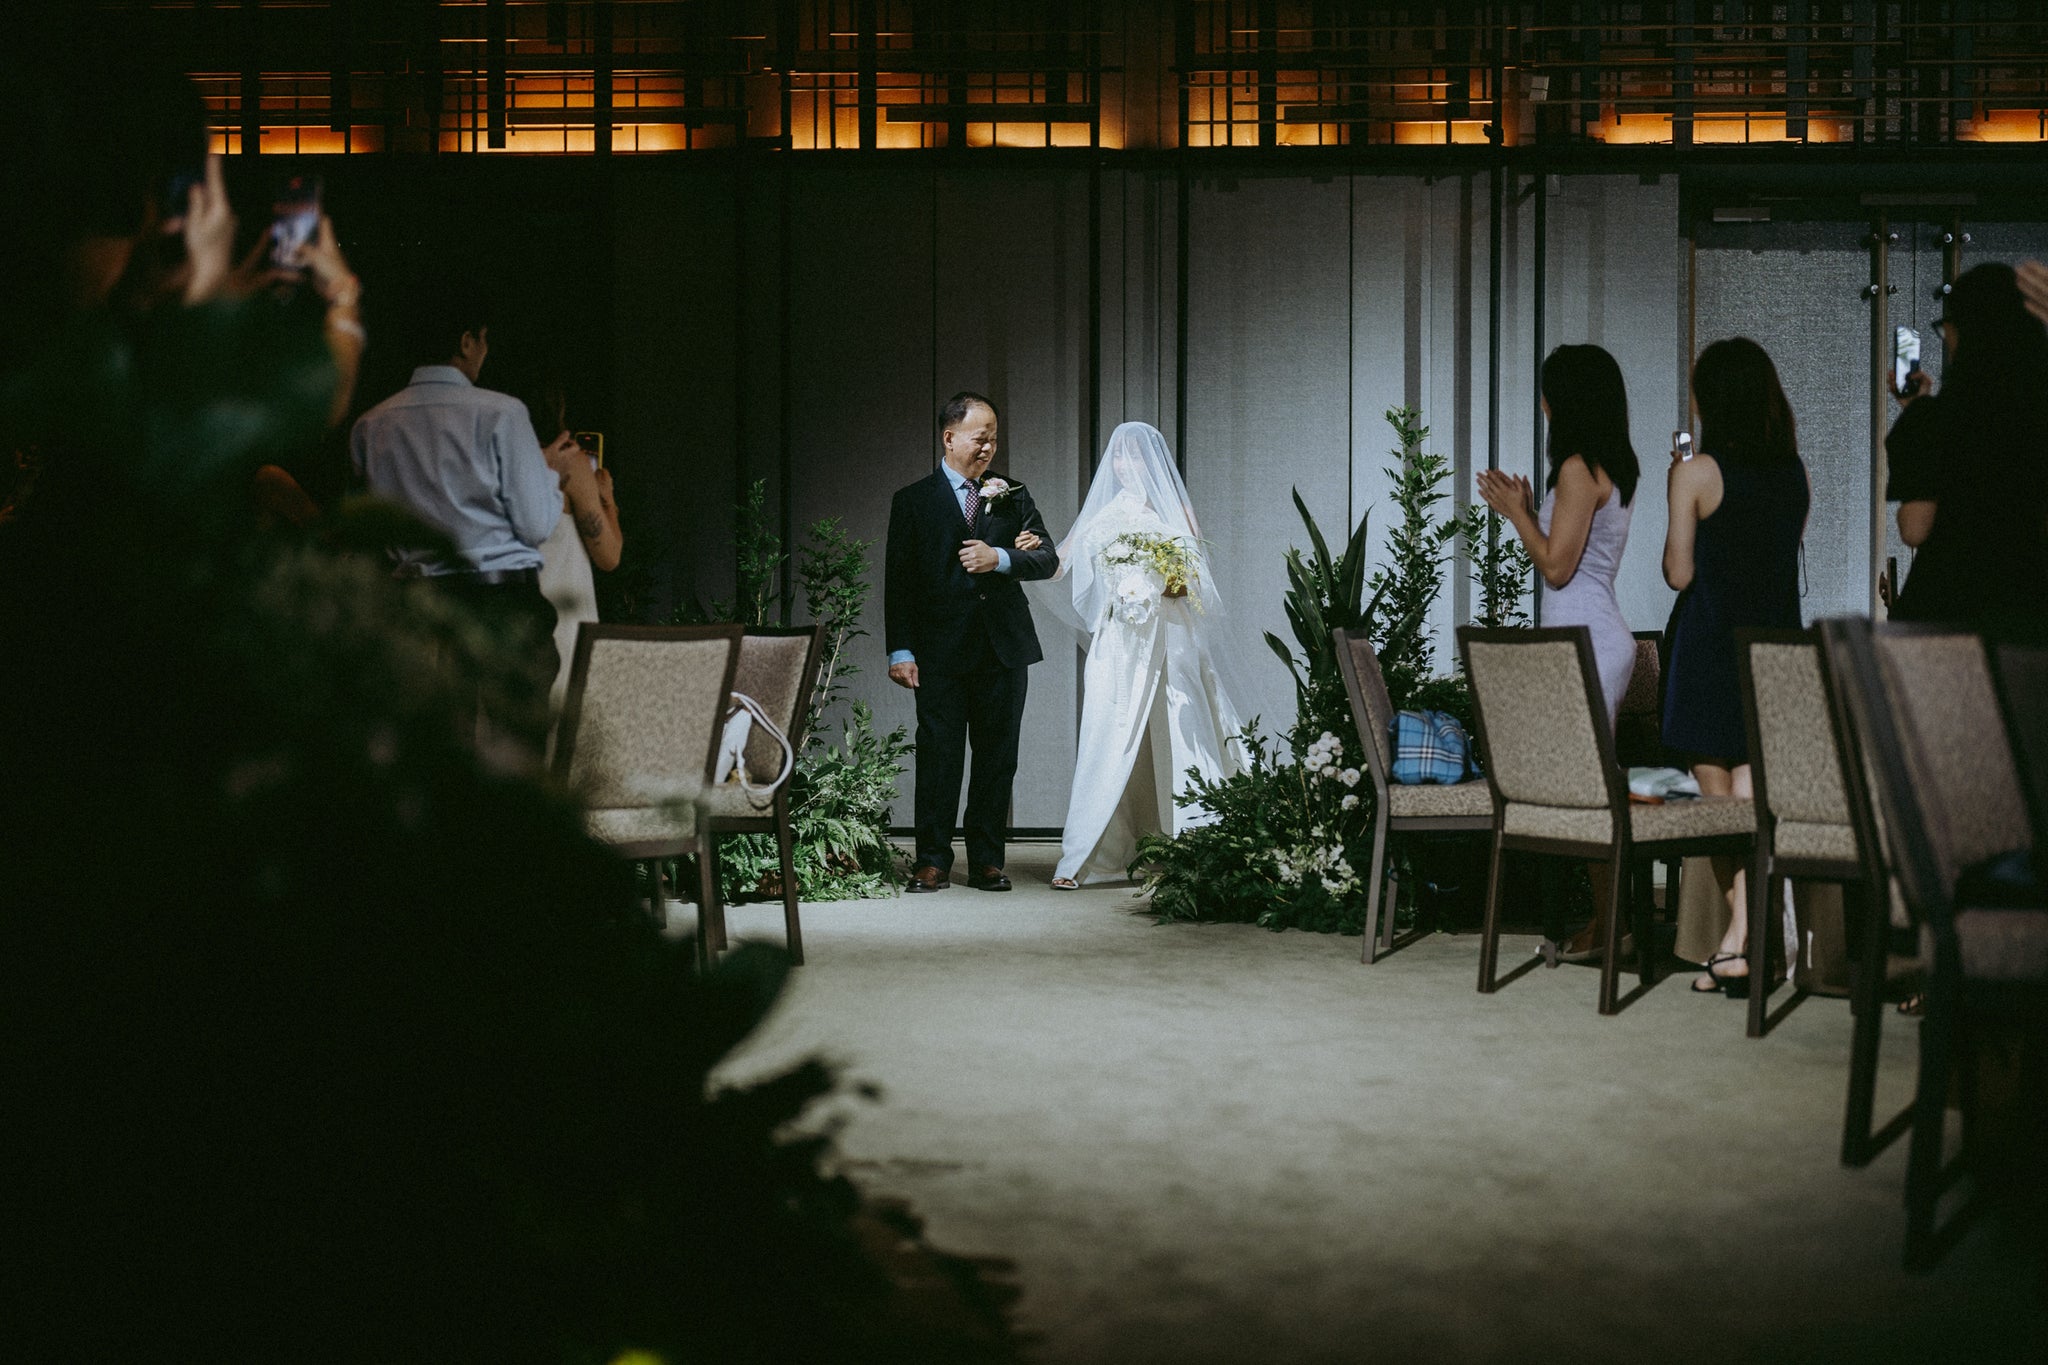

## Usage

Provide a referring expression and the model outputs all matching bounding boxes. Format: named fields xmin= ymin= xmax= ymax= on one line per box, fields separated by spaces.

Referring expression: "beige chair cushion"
xmin=1503 ymin=795 xmax=1753 ymax=847
xmin=586 ymin=804 xmax=704 ymax=850
xmin=1749 ymin=641 xmax=1853 ymax=829
xmin=1775 ymin=818 xmax=1857 ymax=864
xmin=701 ymin=780 xmax=782 ymax=821
xmin=1465 ymin=637 xmax=1611 ymax=809
xmin=1388 ymin=780 xmax=1492 ymax=820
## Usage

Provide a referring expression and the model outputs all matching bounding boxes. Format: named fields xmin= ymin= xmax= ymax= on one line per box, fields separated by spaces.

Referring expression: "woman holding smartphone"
xmin=1477 ymin=343 xmax=1640 ymax=961
xmin=1663 ymin=338 xmax=1810 ymax=995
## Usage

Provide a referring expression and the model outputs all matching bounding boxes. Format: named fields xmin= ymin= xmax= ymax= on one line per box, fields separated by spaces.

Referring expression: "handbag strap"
xmin=725 ymin=691 xmax=795 ymax=808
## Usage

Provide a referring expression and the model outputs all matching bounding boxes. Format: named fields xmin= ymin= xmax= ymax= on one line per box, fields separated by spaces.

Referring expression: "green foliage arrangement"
xmin=1130 ymin=407 xmax=1530 ymax=936
xmin=702 ymin=484 xmax=912 ymax=902
xmin=0 ymin=304 xmax=1011 ymax=1361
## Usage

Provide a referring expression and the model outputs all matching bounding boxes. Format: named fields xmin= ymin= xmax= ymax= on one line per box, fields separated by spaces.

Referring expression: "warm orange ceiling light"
xmin=1961 ymin=109 xmax=2048 ymax=142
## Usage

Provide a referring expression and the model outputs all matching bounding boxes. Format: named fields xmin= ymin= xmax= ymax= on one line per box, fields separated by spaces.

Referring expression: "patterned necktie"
xmin=961 ymin=480 xmax=980 ymax=531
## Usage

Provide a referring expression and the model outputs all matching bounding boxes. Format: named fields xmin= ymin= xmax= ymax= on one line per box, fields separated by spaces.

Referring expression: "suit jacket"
xmin=885 ymin=468 xmax=1058 ymax=673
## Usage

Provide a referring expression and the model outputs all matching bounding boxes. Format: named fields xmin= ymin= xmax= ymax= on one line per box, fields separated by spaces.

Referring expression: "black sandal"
xmin=1692 ymin=951 xmax=1750 ymax=998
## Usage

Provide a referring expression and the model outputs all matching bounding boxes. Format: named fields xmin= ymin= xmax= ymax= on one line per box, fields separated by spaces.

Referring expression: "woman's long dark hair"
xmin=1940 ymin=262 xmax=2048 ymax=415
xmin=1540 ymin=344 xmax=1639 ymax=506
xmin=1692 ymin=337 xmax=1799 ymax=468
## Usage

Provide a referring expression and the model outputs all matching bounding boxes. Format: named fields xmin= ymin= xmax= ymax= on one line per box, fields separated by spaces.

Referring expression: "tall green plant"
xmin=1369 ymin=406 xmax=1460 ymax=710
xmin=711 ymin=507 xmax=912 ymax=902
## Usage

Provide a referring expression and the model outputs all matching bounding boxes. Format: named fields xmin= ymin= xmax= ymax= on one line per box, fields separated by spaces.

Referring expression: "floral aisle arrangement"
xmin=1131 ymin=407 xmax=1530 ymax=935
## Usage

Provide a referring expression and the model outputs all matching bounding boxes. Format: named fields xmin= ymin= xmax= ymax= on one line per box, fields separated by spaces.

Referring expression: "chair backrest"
xmin=732 ymin=626 xmax=825 ymax=783
xmin=1825 ymin=620 xmax=2029 ymax=923
xmin=1332 ymin=628 xmax=1395 ymax=784
xmin=552 ymin=624 xmax=742 ymax=811
xmin=1872 ymin=625 xmax=2032 ymax=884
xmin=1994 ymin=643 xmax=2048 ymax=868
xmin=1612 ymin=631 xmax=1664 ymax=767
xmin=1458 ymin=626 xmax=1622 ymax=813
xmin=1739 ymin=629 xmax=1855 ymax=836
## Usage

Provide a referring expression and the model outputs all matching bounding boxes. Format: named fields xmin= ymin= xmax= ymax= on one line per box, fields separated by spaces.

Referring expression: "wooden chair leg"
xmin=1842 ymin=879 xmax=1887 ymax=1167
xmin=1362 ymin=812 xmax=1390 ymax=965
xmin=1903 ymin=997 xmax=1954 ymax=1269
xmin=1632 ymin=855 xmax=1658 ymax=988
xmin=1598 ymin=852 xmax=1628 ymax=1015
xmin=1475 ymin=834 xmax=1506 ymax=993
xmin=776 ymin=797 xmax=804 ymax=965
xmin=1746 ymin=842 xmax=1773 ymax=1038
xmin=696 ymin=844 xmax=725 ymax=957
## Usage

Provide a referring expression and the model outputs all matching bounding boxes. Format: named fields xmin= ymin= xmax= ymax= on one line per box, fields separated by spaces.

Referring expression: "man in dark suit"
xmin=885 ymin=392 xmax=1059 ymax=892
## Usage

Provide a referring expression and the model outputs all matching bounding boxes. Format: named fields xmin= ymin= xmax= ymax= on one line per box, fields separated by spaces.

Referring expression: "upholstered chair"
xmin=1737 ymin=630 xmax=1884 ymax=1042
xmin=1333 ymin=629 xmax=1492 ymax=963
xmin=1459 ymin=626 xmax=1754 ymax=1016
xmin=553 ymin=624 xmax=742 ymax=963
xmin=1823 ymin=619 xmax=2044 ymax=1268
xmin=703 ymin=626 xmax=825 ymax=963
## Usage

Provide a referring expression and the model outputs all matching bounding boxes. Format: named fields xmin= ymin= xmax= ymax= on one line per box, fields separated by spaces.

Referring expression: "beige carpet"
xmin=712 ymin=842 xmax=2043 ymax=1364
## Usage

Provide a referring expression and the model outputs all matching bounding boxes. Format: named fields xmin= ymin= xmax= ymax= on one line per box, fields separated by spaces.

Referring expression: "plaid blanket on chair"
xmin=1389 ymin=709 xmax=1480 ymax=785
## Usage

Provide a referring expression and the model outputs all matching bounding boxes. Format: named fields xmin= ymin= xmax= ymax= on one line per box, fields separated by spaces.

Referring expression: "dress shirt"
xmin=890 ymin=462 xmax=1012 ymax=668
xmin=350 ymin=365 xmax=560 ymax=575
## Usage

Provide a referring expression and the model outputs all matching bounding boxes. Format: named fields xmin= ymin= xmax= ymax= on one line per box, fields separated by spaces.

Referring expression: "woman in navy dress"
xmin=1663 ymin=337 xmax=1810 ymax=994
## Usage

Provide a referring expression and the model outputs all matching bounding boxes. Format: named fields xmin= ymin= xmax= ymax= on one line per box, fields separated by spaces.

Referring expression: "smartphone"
xmin=267 ymin=173 xmax=322 ymax=271
xmin=1893 ymin=325 xmax=1922 ymax=396
xmin=1673 ymin=430 xmax=1694 ymax=461
xmin=162 ymin=168 xmax=202 ymax=223
xmin=573 ymin=430 xmax=605 ymax=469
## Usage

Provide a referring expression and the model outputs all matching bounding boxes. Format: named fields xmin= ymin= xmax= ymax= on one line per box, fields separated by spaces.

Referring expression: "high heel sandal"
xmin=1692 ymin=951 xmax=1750 ymax=998
xmin=1051 ymin=877 xmax=1078 ymax=891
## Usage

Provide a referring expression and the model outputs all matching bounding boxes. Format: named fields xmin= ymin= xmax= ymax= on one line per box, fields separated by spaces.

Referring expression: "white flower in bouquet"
xmin=1341 ymin=794 xmax=1359 ymax=810
xmin=1341 ymin=768 xmax=1360 ymax=787
xmin=1111 ymin=567 xmax=1164 ymax=625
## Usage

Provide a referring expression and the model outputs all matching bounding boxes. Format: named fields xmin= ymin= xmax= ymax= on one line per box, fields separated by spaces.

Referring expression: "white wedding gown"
xmin=1054 ymin=492 xmax=1247 ymax=885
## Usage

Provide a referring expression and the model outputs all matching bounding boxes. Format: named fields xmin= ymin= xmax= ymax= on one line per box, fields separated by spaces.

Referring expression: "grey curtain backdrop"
xmin=607 ymin=161 xmax=2046 ymax=829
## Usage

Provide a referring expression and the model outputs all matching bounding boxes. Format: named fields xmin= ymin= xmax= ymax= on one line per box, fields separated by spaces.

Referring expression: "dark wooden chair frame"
xmin=1826 ymin=618 xmax=2047 ymax=1268
xmin=704 ymin=624 xmax=826 ymax=966
xmin=1333 ymin=628 xmax=1491 ymax=964
xmin=1459 ymin=626 xmax=1754 ymax=1016
xmin=1806 ymin=624 xmax=1916 ymax=1166
xmin=553 ymin=623 xmax=743 ymax=967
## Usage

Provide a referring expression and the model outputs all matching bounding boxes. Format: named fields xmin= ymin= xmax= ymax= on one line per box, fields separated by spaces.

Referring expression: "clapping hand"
xmin=1474 ymin=469 xmax=1533 ymax=522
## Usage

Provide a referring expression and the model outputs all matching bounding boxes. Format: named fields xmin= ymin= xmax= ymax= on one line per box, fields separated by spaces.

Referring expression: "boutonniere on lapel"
xmin=977 ymin=476 xmax=1018 ymax=506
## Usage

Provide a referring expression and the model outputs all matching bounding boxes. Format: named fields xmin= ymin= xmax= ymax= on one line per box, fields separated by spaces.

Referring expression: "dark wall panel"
xmin=1184 ymin=174 xmax=1353 ymax=741
xmin=611 ymin=164 xmax=739 ymax=620
xmin=935 ymin=168 xmax=1092 ymax=827
xmin=784 ymin=165 xmax=937 ymax=823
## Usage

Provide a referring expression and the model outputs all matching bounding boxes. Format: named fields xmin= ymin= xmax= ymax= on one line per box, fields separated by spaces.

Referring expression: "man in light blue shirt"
xmin=351 ymin=284 xmax=562 ymax=746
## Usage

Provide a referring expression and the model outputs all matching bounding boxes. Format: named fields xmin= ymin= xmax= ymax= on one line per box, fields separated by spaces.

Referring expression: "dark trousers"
xmin=419 ymin=576 xmax=559 ymax=756
xmin=913 ymin=651 xmax=1028 ymax=873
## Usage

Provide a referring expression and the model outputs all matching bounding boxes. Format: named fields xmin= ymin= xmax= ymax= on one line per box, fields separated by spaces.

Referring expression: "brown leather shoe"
xmin=906 ymin=865 xmax=949 ymax=893
xmin=966 ymin=865 xmax=1012 ymax=892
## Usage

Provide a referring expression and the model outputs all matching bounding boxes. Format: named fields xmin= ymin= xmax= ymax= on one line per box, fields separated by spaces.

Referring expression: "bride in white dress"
xmin=1028 ymin=422 xmax=1251 ymax=888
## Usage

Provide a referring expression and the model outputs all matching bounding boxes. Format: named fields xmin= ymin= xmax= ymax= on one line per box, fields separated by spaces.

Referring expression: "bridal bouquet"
xmin=1102 ymin=531 xmax=1200 ymax=624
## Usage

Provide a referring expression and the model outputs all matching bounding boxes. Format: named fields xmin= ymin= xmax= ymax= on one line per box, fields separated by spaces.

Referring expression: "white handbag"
xmin=713 ymin=692 xmax=795 ymax=808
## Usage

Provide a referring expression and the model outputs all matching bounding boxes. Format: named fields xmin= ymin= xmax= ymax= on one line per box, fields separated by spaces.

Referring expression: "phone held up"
xmin=267 ymin=173 xmax=323 ymax=275
xmin=1673 ymin=430 xmax=1694 ymax=462
xmin=574 ymin=431 xmax=605 ymax=470
xmin=1893 ymin=325 xmax=1922 ymax=398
